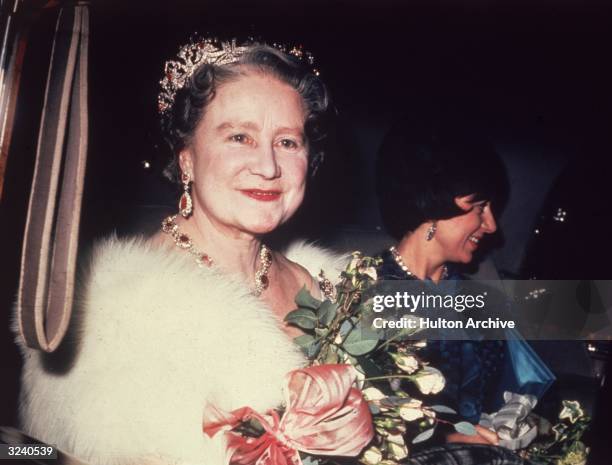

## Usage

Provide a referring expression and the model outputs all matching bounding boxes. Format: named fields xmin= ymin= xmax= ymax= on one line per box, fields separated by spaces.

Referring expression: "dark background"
xmin=85 ymin=0 xmax=612 ymax=275
xmin=2 ymin=0 xmax=612 ymax=460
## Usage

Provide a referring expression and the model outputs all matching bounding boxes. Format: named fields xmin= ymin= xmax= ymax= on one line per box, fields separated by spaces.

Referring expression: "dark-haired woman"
xmin=376 ymin=121 xmax=507 ymax=285
xmin=14 ymin=40 xmax=353 ymax=465
xmin=376 ymin=121 xmax=528 ymax=456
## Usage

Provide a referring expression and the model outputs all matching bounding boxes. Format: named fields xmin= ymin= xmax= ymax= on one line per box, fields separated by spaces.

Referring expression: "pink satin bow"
xmin=203 ymin=364 xmax=374 ymax=465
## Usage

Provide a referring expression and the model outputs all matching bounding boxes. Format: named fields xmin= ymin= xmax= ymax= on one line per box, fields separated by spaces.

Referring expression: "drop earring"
xmin=426 ymin=222 xmax=437 ymax=241
xmin=179 ymin=172 xmax=193 ymax=218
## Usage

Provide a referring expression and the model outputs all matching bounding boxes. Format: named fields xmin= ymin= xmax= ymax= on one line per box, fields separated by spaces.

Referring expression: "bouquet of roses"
xmin=203 ymin=252 xmax=592 ymax=465
xmin=202 ymin=252 xmax=467 ymax=465
xmin=282 ymin=252 xmax=474 ymax=464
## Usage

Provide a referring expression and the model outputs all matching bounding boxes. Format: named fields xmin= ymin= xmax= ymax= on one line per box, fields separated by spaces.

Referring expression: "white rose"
xmin=392 ymin=353 xmax=419 ymax=374
xmin=348 ymin=252 xmax=363 ymax=271
xmin=386 ymin=432 xmax=406 ymax=446
xmin=414 ymin=367 xmax=445 ymax=395
xmin=399 ymin=400 xmax=424 ymax=421
xmin=360 ymin=446 xmax=383 ymax=465
xmin=358 ymin=264 xmax=378 ymax=281
xmin=387 ymin=440 xmax=409 ymax=460
xmin=362 ymin=387 xmax=386 ymax=401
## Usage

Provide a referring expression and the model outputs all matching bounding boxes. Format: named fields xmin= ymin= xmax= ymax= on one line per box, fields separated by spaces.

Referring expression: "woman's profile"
xmin=375 ymin=119 xmax=537 ymax=452
xmin=376 ymin=119 xmax=507 ymax=285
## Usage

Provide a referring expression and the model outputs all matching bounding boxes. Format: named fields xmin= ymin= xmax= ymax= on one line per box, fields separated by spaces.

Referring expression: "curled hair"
xmin=376 ymin=119 xmax=509 ymax=240
xmin=160 ymin=43 xmax=331 ymax=183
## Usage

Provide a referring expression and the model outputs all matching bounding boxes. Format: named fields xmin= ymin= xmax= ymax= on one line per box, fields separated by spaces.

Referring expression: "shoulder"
xmin=283 ymin=240 xmax=349 ymax=281
xmin=80 ymin=235 xmax=281 ymax=340
xmin=84 ymin=234 xmax=195 ymax=284
xmin=274 ymin=253 xmax=315 ymax=290
xmin=85 ymin=234 xmax=246 ymax=299
xmin=375 ymin=248 xmax=409 ymax=281
xmin=79 ymin=236 xmax=234 ymax=332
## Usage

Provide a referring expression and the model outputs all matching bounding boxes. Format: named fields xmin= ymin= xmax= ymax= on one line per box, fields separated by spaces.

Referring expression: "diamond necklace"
xmin=389 ymin=246 xmax=448 ymax=281
xmin=161 ymin=214 xmax=272 ymax=296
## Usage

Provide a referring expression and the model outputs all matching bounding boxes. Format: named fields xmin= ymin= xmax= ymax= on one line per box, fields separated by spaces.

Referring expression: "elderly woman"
xmin=15 ymin=39 xmax=350 ymax=465
xmin=376 ymin=120 xmax=511 ymax=444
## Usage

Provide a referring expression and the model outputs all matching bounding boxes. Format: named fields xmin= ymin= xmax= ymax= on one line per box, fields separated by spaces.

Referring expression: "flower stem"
xmin=364 ymin=375 xmax=415 ymax=382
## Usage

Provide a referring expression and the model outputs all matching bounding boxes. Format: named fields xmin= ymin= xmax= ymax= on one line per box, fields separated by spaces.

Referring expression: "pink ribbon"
xmin=203 ymin=364 xmax=374 ymax=465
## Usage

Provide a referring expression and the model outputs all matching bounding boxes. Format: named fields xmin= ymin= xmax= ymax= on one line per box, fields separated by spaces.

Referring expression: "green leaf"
xmin=380 ymin=398 xmax=398 ymax=409
xmin=412 ymin=428 xmax=435 ymax=444
xmin=293 ymin=334 xmax=320 ymax=358
xmin=295 ymin=285 xmax=321 ymax=310
xmin=285 ymin=308 xmax=317 ymax=329
xmin=356 ymin=302 xmax=374 ymax=316
xmin=342 ymin=326 xmax=380 ymax=356
xmin=454 ymin=422 xmax=477 ymax=436
xmin=368 ymin=404 xmax=381 ymax=415
xmin=307 ymin=341 xmax=321 ymax=358
xmin=314 ymin=327 xmax=329 ymax=338
xmin=430 ymin=405 xmax=457 ymax=414
xmin=385 ymin=396 xmax=420 ymax=406
xmin=317 ymin=300 xmax=338 ymax=326
xmin=395 ymin=325 xmax=422 ymax=339
xmin=293 ymin=334 xmax=315 ymax=349
xmin=339 ymin=320 xmax=354 ymax=336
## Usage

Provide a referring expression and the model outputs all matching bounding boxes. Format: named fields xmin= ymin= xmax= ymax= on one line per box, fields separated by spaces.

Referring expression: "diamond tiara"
xmin=158 ymin=37 xmax=317 ymax=115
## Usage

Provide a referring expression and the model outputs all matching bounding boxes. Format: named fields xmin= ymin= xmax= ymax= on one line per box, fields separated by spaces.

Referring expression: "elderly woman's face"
xmin=180 ymin=72 xmax=308 ymax=236
xmin=435 ymin=195 xmax=497 ymax=263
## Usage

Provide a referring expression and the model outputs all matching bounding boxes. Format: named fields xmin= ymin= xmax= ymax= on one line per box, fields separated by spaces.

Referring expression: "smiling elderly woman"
xmin=15 ymin=39 xmax=348 ymax=465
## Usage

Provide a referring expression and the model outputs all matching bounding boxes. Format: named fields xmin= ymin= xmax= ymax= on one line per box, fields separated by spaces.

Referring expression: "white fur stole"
xmin=15 ymin=238 xmax=344 ymax=465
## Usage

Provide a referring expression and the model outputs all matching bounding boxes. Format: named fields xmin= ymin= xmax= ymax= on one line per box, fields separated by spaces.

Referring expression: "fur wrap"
xmin=14 ymin=237 xmax=347 ymax=465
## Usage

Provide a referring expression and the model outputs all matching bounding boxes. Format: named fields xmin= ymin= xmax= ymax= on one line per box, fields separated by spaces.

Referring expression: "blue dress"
xmin=377 ymin=249 xmax=510 ymax=423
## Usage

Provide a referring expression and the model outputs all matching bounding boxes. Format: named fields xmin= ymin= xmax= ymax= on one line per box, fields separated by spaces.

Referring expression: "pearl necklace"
xmin=161 ymin=214 xmax=272 ymax=296
xmin=389 ymin=246 xmax=448 ymax=281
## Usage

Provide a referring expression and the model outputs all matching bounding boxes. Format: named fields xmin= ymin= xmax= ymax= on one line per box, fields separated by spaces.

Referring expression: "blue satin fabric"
xmin=493 ymin=330 xmax=555 ymax=409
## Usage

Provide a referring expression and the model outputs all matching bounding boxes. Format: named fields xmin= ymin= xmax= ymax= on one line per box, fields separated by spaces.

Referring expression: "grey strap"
xmin=17 ymin=5 xmax=89 ymax=352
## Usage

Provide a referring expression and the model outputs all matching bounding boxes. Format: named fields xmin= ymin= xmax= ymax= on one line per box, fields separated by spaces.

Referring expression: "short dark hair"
xmin=160 ymin=43 xmax=331 ymax=183
xmin=376 ymin=119 xmax=509 ymax=240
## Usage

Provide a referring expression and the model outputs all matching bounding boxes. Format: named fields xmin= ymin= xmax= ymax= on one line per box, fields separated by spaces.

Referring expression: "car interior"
xmin=1 ymin=0 xmax=611 ymax=463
